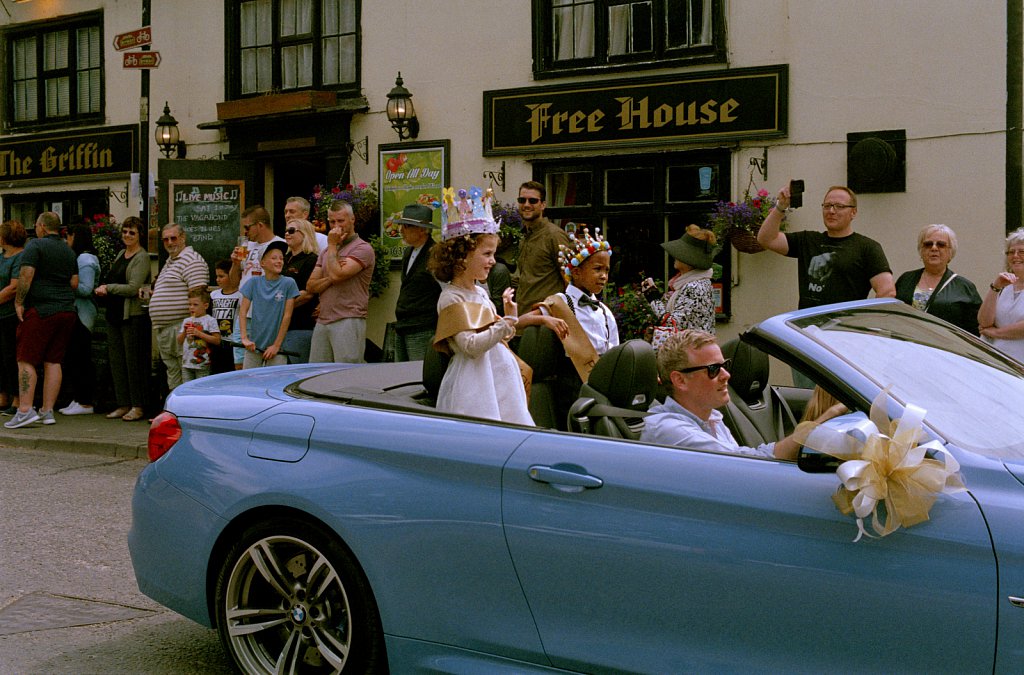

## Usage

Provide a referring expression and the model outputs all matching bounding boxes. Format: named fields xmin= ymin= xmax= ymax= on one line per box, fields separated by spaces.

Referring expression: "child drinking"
xmin=239 ymin=240 xmax=298 ymax=368
xmin=428 ymin=187 xmax=533 ymax=425
xmin=177 ymin=287 xmax=221 ymax=382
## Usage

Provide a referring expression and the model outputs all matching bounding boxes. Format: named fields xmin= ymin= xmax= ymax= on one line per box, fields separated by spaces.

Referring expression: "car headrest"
xmin=720 ymin=338 xmax=769 ymax=405
xmin=586 ymin=339 xmax=658 ymax=411
xmin=422 ymin=346 xmax=450 ymax=400
xmin=517 ymin=324 xmax=563 ymax=376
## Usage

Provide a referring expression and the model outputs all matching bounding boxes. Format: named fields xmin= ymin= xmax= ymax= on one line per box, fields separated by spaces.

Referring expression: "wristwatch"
xmin=991 ymin=283 xmax=1002 ymax=292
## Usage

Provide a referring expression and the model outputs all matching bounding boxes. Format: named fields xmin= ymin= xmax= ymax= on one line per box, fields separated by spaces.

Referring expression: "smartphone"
xmin=789 ymin=179 xmax=805 ymax=209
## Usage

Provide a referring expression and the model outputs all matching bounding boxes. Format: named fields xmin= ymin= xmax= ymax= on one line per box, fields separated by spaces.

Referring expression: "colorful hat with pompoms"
xmin=441 ymin=186 xmax=500 ymax=241
xmin=558 ymin=225 xmax=612 ymax=283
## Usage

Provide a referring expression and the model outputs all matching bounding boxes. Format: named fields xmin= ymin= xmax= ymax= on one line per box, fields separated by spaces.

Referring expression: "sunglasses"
xmin=678 ymin=358 xmax=732 ymax=379
xmin=162 ymin=235 xmax=179 ymax=242
xmin=285 ymin=228 xmax=298 ymax=235
xmin=121 ymin=229 xmax=138 ymax=235
xmin=921 ymin=240 xmax=949 ymax=249
xmin=517 ymin=197 xmax=541 ymax=205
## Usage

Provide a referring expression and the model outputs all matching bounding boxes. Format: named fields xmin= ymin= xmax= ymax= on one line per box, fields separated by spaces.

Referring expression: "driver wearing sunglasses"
xmin=640 ymin=330 xmax=846 ymax=459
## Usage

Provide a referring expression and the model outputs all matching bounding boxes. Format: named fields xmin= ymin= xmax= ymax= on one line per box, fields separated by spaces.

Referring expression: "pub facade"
xmin=0 ymin=1 xmax=1015 ymax=342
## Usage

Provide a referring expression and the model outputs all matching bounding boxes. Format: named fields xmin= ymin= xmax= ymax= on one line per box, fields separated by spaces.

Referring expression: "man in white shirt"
xmin=229 ymin=205 xmax=284 ymax=293
xmin=641 ymin=330 xmax=844 ymax=458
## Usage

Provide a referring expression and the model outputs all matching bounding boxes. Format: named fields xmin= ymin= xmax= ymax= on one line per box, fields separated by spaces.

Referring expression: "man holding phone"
xmin=756 ymin=182 xmax=895 ymax=310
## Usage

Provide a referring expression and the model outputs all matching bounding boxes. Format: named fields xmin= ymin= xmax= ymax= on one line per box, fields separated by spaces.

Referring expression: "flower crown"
xmin=441 ymin=186 xmax=500 ymax=241
xmin=558 ymin=225 xmax=612 ymax=282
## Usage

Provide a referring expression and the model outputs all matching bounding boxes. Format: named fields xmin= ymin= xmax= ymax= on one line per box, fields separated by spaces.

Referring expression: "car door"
xmin=502 ymin=431 xmax=996 ymax=673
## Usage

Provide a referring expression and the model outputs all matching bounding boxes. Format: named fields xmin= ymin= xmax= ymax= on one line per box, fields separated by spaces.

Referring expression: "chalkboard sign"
xmin=168 ymin=179 xmax=245 ymax=282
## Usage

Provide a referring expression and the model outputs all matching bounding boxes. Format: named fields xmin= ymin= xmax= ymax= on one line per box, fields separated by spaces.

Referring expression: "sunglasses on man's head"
xmin=678 ymin=359 xmax=732 ymax=379
xmin=517 ymin=197 xmax=541 ymax=205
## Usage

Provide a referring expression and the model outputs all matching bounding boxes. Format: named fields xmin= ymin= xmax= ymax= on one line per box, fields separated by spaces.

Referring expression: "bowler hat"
xmin=661 ymin=231 xmax=714 ymax=270
xmin=394 ymin=203 xmax=438 ymax=229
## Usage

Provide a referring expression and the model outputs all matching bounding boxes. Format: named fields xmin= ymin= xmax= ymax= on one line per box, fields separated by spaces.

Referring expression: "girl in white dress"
xmin=430 ymin=233 xmax=534 ymax=425
xmin=428 ymin=187 xmax=534 ymax=425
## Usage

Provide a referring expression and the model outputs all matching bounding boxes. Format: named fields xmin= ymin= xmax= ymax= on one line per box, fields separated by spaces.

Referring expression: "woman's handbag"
xmin=651 ymin=315 xmax=679 ymax=351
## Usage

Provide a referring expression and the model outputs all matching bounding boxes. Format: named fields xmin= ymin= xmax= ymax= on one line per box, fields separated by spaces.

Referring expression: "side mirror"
xmin=797 ymin=447 xmax=841 ymax=473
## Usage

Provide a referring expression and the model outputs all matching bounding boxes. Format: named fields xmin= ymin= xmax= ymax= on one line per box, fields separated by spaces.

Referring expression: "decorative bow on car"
xmin=795 ymin=392 xmax=966 ymax=542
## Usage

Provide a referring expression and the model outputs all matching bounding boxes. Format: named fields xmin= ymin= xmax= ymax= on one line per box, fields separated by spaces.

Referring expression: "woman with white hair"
xmin=979 ymin=227 xmax=1024 ymax=360
xmin=895 ymin=223 xmax=982 ymax=334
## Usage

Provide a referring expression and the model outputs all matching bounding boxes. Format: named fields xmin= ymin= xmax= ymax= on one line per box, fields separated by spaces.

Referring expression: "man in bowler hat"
xmin=393 ymin=204 xmax=441 ymax=361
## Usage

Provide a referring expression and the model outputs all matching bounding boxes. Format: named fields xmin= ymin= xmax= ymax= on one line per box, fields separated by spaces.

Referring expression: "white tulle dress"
xmin=435 ymin=283 xmax=534 ymax=426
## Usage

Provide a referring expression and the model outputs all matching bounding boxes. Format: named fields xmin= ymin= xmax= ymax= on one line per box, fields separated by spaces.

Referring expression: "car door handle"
xmin=528 ymin=464 xmax=603 ymax=491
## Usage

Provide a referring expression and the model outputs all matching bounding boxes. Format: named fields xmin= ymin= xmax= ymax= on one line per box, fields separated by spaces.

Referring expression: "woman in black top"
xmin=895 ymin=223 xmax=982 ymax=334
xmin=281 ymin=218 xmax=320 ymax=363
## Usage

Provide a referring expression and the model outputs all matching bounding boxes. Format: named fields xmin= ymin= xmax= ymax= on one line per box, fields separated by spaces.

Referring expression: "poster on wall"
xmin=378 ymin=140 xmax=450 ymax=263
xmin=168 ymin=179 xmax=244 ymax=280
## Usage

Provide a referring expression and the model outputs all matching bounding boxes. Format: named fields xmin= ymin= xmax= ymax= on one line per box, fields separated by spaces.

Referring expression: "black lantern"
xmin=154 ymin=101 xmax=185 ymax=158
xmin=385 ymin=72 xmax=419 ymax=141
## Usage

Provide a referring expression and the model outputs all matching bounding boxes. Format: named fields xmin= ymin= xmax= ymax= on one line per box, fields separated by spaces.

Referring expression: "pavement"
xmin=0 ymin=408 xmax=151 ymax=459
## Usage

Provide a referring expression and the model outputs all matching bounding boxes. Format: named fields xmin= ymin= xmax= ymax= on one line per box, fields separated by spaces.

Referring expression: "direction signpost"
xmin=113 ymin=26 xmax=152 ymax=51
xmin=122 ymin=51 xmax=161 ymax=69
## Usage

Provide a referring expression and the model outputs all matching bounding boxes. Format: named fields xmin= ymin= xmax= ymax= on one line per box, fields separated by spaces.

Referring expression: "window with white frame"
xmin=536 ymin=0 xmax=721 ymax=76
xmin=234 ymin=0 xmax=358 ymax=97
xmin=6 ymin=14 xmax=102 ymax=127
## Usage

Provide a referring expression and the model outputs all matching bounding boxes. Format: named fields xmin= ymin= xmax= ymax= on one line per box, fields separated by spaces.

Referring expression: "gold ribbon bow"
xmin=794 ymin=391 xmax=966 ymax=542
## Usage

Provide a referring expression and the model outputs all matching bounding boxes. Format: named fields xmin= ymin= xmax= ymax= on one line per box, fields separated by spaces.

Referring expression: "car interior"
xmin=299 ymin=333 xmax=834 ymax=456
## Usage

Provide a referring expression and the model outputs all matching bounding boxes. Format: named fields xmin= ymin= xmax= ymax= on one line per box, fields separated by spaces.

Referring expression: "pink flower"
xmin=357 ymin=182 xmax=367 ymax=190
xmin=758 ymin=189 xmax=769 ymax=198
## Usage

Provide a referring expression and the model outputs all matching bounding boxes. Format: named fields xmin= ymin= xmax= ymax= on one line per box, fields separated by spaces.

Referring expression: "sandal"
xmin=122 ymin=407 xmax=146 ymax=422
xmin=107 ymin=407 xmax=131 ymax=419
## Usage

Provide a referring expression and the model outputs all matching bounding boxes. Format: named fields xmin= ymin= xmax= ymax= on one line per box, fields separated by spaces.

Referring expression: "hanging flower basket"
xmin=707 ymin=189 xmax=783 ymax=254
xmin=727 ymin=227 xmax=765 ymax=254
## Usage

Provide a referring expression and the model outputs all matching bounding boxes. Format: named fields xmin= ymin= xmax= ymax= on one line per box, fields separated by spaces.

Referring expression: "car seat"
xmin=421 ymin=346 xmax=450 ymax=406
xmin=719 ymin=338 xmax=797 ymax=446
xmin=567 ymin=339 xmax=659 ymax=439
xmin=516 ymin=325 xmax=581 ymax=430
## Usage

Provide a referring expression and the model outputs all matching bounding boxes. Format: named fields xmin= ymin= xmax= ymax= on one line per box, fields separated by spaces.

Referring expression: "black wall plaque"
xmin=484 ymin=65 xmax=787 ymax=155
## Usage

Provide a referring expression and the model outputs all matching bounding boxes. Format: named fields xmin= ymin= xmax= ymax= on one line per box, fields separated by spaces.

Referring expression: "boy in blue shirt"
xmin=239 ymin=241 xmax=299 ymax=368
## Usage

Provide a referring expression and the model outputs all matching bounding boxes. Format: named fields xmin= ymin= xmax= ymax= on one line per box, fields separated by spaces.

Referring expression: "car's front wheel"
xmin=214 ymin=518 xmax=385 ymax=674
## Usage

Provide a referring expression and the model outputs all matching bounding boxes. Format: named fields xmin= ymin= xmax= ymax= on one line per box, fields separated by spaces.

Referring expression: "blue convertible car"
xmin=129 ymin=299 xmax=1024 ymax=673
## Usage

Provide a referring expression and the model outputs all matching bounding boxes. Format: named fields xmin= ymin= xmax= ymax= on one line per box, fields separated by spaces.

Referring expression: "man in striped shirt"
xmin=149 ymin=223 xmax=209 ymax=391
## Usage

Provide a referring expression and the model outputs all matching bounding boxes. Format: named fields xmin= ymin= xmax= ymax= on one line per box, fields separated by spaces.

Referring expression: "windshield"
xmin=792 ymin=308 xmax=1024 ymax=461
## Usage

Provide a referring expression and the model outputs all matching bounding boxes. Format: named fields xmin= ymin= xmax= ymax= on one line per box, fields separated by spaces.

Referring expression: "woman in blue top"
xmin=59 ymin=223 xmax=101 ymax=416
xmin=0 ymin=220 xmax=27 ymax=415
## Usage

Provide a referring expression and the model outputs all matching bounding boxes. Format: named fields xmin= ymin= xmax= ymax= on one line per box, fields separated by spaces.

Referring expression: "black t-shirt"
xmin=105 ymin=252 xmax=129 ymax=324
xmin=785 ymin=230 xmax=891 ymax=309
xmin=284 ymin=251 xmax=318 ymax=331
xmin=20 ymin=234 xmax=77 ymax=316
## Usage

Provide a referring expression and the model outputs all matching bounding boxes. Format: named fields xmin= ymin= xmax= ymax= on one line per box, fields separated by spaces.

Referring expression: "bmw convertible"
xmin=129 ymin=299 xmax=1024 ymax=673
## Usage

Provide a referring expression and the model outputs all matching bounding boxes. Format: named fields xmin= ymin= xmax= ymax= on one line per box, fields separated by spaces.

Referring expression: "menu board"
xmin=168 ymin=179 xmax=244 ymax=281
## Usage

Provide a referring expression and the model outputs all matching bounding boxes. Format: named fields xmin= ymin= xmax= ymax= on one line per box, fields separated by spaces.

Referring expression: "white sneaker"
xmin=60 ymin=401 xmax=94 ymax=416
xmin=39 ymin=409 xmax=56 ymax=425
